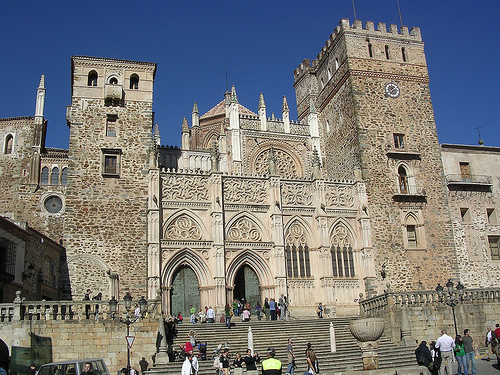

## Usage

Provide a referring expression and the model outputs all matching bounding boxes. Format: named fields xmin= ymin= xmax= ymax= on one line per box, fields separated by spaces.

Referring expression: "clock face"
xmin=44 ymin=196 xmax=63 ymax=214
xmin=385 ymin=83 xmax=400 ymax=98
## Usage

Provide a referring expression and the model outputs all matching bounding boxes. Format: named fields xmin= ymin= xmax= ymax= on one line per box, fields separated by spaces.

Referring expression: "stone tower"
xmin=294 ymin=19 xmax=458 ymax=293
xmin=65 ymin=56 xmax=156 ymax=299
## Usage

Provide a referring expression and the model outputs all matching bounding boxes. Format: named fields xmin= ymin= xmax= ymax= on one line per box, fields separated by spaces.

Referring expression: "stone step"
xmin=148 ymin=318 xmax=417 ymax=374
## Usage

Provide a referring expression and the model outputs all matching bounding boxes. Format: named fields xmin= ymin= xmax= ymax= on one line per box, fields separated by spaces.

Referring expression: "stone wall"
xmin=1 ymin=317 xmax=159 ymax=374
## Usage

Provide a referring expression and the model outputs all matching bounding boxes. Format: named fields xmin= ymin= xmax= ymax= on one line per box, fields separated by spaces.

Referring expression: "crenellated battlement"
xmin=294 ymin=18 xmax=422 ymax=80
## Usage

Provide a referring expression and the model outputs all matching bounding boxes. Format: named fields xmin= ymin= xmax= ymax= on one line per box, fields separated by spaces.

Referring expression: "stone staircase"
xmin=149 ymin=317 xmax=418 ymax=374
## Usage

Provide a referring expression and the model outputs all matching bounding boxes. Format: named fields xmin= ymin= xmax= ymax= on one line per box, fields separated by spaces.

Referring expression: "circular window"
xmin=44 ymin=196 xmax=63 ymax=214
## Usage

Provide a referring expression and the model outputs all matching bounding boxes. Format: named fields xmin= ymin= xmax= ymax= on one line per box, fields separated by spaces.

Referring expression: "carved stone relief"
xmin=331 ymin=224 xmax=352 ymax=248
xmin=254 ymin=148 xmax=300 ymax=178
xmin=162 ymin=175 xmax=209 ymax=201
xmin=227 ymin=217 xmax=262 ymax=241
xmin=285 ymin=222 xmax=308 ymax=246
xmin=165 ymin=215 xmax=202 ymax=240
xmin=325 ymin=185 xmax=355 ymax=207
xmin=224 ymin=179 xmax=267 ymax=204
xmin=282 ymin=183 xmax=313 ymax=206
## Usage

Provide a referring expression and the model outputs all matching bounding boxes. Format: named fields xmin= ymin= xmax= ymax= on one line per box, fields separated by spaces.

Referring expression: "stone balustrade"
xmin=360 ymin=287 xmax=500 ymax=316
xmin=0 ymin=291 xmax=160 ymax=322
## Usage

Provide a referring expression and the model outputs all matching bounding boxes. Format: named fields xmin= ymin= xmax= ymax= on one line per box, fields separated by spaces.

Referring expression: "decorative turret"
xmin=282 ymin=96 xmax=290 ymax=133
xmin=192 ymin=102 xmax=199 ymax=128
xmin=181 ymin=117 xmax=190 ymax=150
xmin=258 ymin=93 xmax=267 ymax=131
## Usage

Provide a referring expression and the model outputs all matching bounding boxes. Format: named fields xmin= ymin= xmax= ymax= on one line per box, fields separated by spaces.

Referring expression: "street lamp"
xmin=436 ymin=279 xmax=465 ymax=337
xmin=109 ymin=293 xmax=148 ymax=375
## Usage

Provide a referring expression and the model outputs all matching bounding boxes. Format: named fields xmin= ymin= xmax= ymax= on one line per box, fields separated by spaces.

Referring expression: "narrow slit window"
xmin=368 ymin=43 xmax=373 ymax=58
xmin=401 ymin=47 xmax=407 ymax=62
xmin=385 ymin=45 xmax=390 ymax=60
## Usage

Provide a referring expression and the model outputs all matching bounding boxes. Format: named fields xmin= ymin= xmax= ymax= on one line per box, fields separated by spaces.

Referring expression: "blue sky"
xmin=1 ymin=1 xmax=499 ymax=149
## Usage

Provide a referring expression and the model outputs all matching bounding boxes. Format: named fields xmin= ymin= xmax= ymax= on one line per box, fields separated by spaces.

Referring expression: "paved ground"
xmin=460 ymin=357 xmax=500 ymax=374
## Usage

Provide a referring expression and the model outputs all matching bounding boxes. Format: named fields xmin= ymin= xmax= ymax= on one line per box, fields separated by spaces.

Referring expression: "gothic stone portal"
xmin=233 ymin=265 xmax=260 ymax=307
xmin=170 ymin=266 xmax=200 ymax=318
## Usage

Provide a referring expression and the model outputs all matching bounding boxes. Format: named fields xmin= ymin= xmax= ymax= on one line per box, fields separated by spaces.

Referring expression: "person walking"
xmin=139 ymin=357 xmax=148 ymax=375
xmin=305 ymin=343 xmax=319 ymax=375
xmin=454 ymin=335 xmax=467 ymax=375
xmin=262 ymin=348 xmax=281 ymax=375
xmin=485 ymin=326 xmax=493 ymax=361
xmin=225 ymin=303 xmax=232 ymax=329
xmin=435 ymin=329 xmax=455 ymax=375
xmin=285 ymin=338 xmax=295 ymax=375
xmin=462 ymin=329 xmax=476 ymax=375
xmin=263 ymin=298 xmax=270 ymax=321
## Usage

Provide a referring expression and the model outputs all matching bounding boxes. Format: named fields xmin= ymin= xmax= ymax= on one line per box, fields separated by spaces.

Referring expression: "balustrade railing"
xmin=360 ymin=287 xmax=500 ymax=316
xmin=0 ymin=291 xmax=160 ymax=322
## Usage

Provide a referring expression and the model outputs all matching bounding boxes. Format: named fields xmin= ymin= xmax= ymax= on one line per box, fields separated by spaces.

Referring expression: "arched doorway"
xmin=170 ymin=266 xmax=200 ymax=318
xmin=233 ymin=265 xmax=260 ymax=306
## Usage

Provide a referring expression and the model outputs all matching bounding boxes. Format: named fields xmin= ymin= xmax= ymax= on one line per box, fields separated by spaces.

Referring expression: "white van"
xmin=37 ymin=359 xmax=109 ymax=375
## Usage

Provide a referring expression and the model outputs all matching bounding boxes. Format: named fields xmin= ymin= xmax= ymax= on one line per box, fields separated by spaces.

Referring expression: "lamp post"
xmin=109 ymin=293 xmax=148 ymax=375
xmin=436 ymin=279 xmax=465 ymax=337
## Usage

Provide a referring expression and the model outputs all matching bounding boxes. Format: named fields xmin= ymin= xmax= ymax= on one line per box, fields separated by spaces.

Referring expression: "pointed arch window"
xmin=285 ymin=222 xmax=311 ymax=278
xmin=405 ymin=216 xmax=418 ymax=248
xmin=61 ymin=167 xmax=68 ymax=185
xmin=330 ymin=225 xmax=355 ymax=278
xmin=51 ymin=167 xmax=59 ymax=185
xmin=398 ymin=166 xmax=409 ymax=194
xmin=88 ymin=71 xmax=98 ymax=86
xmin=109 ymin=77 xmax=118 ymax=85
xmin=330 ymin=245 xmax=355 ymax=278
xmin=130 ymin=74 xmax=139 ymax=89
xmin=4 ymin=134 xmax=13 ymax=154
xmin=41 ymin=167 xmax=49 ymax=185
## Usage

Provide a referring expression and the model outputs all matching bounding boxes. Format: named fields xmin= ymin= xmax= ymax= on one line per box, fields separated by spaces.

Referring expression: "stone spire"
xmin=35 ymin=74 xmax=46 ymax=121
xmin=181 ymin=117 xmax=190 ymax=150
xmin=192 ymin=102 xmax=199 ymax=128
xmin=258 ymin=93 xmax=267 ymax=131
xmin=231 ymin=85 xmax=238 ymax=103
xmin=153 ymin=123 xmax=161 ymax=146
xmin=282 ymin=96 xmax=290 ymax=133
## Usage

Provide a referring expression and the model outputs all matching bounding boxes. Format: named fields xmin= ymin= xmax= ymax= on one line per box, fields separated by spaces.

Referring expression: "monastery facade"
xmin=1 ymin=19 xmax=499 ymax=316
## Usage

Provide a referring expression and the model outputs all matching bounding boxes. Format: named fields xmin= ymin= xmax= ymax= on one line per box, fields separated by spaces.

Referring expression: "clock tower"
xmin=294 ymin=19 xmax=458 ymax=294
